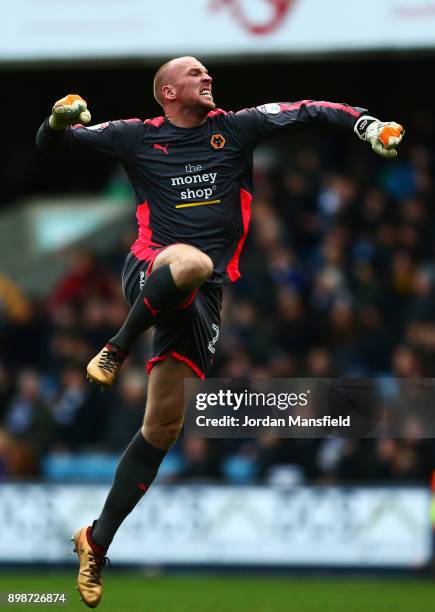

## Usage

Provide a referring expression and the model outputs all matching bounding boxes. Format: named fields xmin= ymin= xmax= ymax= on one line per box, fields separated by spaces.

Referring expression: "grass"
xmin=0 ymin=572 xmax=434 ymax=612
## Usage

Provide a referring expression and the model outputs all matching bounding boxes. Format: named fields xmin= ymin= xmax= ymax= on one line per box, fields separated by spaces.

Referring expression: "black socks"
xmin=110 ymin=264 xmax=191 ymax=352
xmin=92 ymin=431 xmax=166 ymax=550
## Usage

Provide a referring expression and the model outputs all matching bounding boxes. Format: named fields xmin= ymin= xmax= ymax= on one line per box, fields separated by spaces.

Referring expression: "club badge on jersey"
xmin=211 ymin=134 xmax=226 ymax=149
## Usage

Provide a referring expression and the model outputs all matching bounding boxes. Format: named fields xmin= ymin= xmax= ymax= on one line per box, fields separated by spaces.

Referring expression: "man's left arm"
xmin=231 ymin=101 xmax=404 ymax=158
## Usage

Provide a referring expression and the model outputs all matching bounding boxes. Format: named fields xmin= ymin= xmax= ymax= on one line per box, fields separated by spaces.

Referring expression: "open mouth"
xmin=200 ymin=88 xmax=213 ymax=98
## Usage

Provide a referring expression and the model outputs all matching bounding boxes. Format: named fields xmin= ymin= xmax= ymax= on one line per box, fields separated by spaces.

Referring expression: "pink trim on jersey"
xmin=171 ymin=351 xmax=205 ymax=379
xmin=146 ymin=355 xmax=167 ymax=375
xmin=130 ymin=201 xmax=162 ymax=261
xmin=279 ymin=100 xmax=361 ymax=118
xmin=145 ymin=111 xmax=226 ymax=125
xmin=145 ymin=242 xmax=192 ymax=277
xmin=177 ymin=288 xmax=199 ymax=310
xmin=143 ymin=297 xmax=159 ymax=317
xmin=226 ymin=188 xmax=253 ymax=282
xmin=144 ymin=116 xmax=165 ymax=128
xmin=145 ymin=245 xmax=171 ymax=275
xmin=146 ymin=351 xmax=205 ymax=379
xmin=207 ymin=108 xmax=228 ymax=117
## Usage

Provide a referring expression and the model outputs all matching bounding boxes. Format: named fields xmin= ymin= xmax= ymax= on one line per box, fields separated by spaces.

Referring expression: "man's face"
xmin=169 ymin=58 xmax=215 ymax=112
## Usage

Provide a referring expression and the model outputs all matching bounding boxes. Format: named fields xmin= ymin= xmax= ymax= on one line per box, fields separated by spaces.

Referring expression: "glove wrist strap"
xmin=48 ymin=115 xmax=66 ymax=130
xmin=354 ymin=115 xmax=379 ymax=141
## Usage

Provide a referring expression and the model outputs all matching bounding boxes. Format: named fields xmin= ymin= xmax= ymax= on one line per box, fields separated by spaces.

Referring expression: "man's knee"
xmin=174 ymin=251 xmax=213 ymax=289
xmin=142 ymin=418 xmax=183 ymax=450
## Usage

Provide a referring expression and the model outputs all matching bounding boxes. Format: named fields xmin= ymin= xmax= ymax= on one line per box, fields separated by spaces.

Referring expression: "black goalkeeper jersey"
xmin=36 ymin=100 xmax=367 ymax=285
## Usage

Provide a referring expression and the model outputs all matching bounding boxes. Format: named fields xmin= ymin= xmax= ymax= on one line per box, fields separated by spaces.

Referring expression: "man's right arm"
xmin=228 ymin=102 xmax=404 ymax=158
xmin=36 ymin=93 xmax=143 ymax=162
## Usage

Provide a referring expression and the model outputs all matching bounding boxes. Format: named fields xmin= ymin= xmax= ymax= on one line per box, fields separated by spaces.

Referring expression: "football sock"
xmin=92 ymin=430 xmax=166 ymax=549
xmin=110 ymin=264 xmax=191 ymax=352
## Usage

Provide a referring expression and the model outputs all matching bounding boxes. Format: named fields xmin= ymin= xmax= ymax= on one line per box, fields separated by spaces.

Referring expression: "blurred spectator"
xmin=50 ymin=365 xmax=105 ymax=451
xmin=103 ymin=367 xmax=146 ymax=452
xmin=2 ymin=129 xmax=435 ymax=486
xmin=177 ymin=438 xmax=221 ymax=482
xmin=2 ymin=370 xmax=54 ymax=476
xmin=0 ymin=275 xmax=31 ymax=324
xmin=50 ymin=249 xmax=114 ymax=311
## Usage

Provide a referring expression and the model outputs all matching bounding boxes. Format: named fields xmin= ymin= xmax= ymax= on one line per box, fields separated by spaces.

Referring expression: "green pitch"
xmin=0 ymin=572 xmax=434 ymax=612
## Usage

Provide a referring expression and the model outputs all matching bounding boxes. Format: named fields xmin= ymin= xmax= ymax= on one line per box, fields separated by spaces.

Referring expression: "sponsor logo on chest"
xmin=171 ymin=163 xmax=219 ymax=205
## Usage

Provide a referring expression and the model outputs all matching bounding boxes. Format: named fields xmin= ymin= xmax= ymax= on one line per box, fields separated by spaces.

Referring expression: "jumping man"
xmin=36 ymin=56 xmax=404 ymax=607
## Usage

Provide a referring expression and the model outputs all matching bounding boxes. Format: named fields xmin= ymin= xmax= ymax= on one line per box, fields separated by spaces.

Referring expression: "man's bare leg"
xmin=75 ymin=356 xmax=191 ymax=607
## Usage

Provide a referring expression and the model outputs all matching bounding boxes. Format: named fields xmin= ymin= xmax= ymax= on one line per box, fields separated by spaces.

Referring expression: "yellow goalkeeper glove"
xmin=49 ymin=94 xmax=91 ymax=130
xmin=354 ymin=115 xmax=404 ymax=158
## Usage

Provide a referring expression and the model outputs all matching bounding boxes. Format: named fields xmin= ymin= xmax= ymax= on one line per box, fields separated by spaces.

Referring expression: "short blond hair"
xmin=153 ymin=60 xmax=172 ymax=108
xmin=153 ymin=56 xmax=200 ymax=108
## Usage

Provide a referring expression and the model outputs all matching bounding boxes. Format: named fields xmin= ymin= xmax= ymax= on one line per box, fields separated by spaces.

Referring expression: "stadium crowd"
xmin=1 ymin=116 xmax=435 ymax=486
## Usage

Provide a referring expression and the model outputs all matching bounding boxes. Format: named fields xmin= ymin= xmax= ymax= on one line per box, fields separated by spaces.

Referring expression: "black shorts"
xmin=121 ymin=251 xmax=222 ymax=379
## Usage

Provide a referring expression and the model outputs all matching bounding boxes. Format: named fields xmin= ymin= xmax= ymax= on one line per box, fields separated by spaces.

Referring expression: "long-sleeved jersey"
xmin=36 ymin=100 xmax=367 ymax=285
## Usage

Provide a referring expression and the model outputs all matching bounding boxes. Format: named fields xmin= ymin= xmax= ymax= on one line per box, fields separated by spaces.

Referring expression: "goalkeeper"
xmin=36 ymin=56 xmax=404 ymax=608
